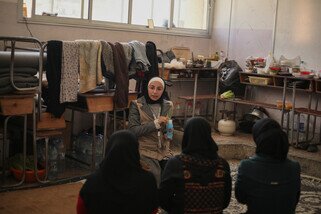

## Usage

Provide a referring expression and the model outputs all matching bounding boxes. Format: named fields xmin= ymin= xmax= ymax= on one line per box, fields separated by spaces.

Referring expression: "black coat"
xmin=235 ymin=154 xmax=301 ymax=214
xmin=79 ymin=130 xmax=159 ymax=214
xmin=80 ymin=169 xmax=158 ymax=214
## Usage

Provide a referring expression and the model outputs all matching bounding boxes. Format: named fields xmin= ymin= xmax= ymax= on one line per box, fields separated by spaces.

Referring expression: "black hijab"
xmin=101 ymin=130 xmax=142 ymax=194
xmin=80 ymin=130 xmax=159 ymax=213
xmin=252 ymin=118 xmax=289 ymax=161
xmin=182 ymin=117 xmax=218 ymax=159
xmin=143 ymin=77 xmax=167 ymax=104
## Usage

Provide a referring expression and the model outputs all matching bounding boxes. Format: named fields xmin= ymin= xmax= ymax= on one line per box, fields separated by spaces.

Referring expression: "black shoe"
xmin=307 ymin=145 xmax=318 ymax=153
xmin=295 ymin=141 xmax=309 ymax=150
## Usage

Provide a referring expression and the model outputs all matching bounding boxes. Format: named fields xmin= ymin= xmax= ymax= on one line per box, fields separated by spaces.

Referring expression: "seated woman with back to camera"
xmin=159 ymin=117 xmax=232 ymax=214
xmin=235 ymin=118 xmax=301 ymax=214
xmin=77 ymin=130 xmax=159 ymax=214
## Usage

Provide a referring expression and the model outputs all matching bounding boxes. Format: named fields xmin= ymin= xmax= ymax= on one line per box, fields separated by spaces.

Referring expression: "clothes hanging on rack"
xmin=46 ymin=40 xmax=65 ymax=118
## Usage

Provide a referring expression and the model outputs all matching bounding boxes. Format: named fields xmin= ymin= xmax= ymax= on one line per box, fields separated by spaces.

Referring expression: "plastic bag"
xmin=218 ymin=60 xmax=245 ymax=97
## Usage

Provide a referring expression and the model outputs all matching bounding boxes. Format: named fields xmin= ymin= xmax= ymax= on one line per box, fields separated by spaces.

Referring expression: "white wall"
xmin=274 ymin=0 xmax=321 ymax=71
xmin=211 ymin=0 xmax=321 ymax=138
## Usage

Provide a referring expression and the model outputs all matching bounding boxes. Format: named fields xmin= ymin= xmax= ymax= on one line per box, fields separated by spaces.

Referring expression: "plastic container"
xmin=249 ymin=76 xmax=272 ymax=85
xmin=166 ymin=119 xmax=174 ymax=140
xmin=276 ymin=100 xmax=292 ymax=110
xmin=10 ymin=168 xmax=45 ymax=183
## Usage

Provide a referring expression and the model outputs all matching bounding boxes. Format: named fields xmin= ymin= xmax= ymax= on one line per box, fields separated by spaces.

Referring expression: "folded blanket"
xmin=0 ymin=76 xmax=38 ymax=87
xmin=101 ymin=41 xmax=114 ymax=79
xmin=0 ymin=76 xmax=39 ymax=94
xmin=0 ymin=67 xmax=38 ymax=76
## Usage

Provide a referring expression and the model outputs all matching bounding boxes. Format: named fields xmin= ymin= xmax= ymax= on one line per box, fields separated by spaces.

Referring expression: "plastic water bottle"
xmin=166 ymin=119 xmax=174 ymax=140
xmin=57 ymin=140 xmax=65 ymax=174
xmin=48 ymin=143 xmax=58 ymax=179
xmin=220 ymin=50 xmax=225 ymax=61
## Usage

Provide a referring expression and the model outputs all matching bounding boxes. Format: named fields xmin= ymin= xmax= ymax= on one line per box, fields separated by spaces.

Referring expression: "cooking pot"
xmin=243 ymin=107 xmax=268 ymax=122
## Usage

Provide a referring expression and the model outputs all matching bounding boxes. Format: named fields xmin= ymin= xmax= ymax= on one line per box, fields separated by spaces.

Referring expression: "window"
xmin=173 ymin=0 xmax=208 ymax=30
xmin=92 ymin=0 xmax=128 ymax=23
xmin=132 ymin=0 xmax=171 ymax=28
xmin=21 ymin=0 xmax=213 ymax=37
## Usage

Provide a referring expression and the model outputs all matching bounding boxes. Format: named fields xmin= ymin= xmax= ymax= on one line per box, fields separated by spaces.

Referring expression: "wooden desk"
xmin=67 ymin=91 xmax=137 ymax=170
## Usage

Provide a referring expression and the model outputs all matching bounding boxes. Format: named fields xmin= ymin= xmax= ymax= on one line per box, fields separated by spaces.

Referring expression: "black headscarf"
xmin=252 ymin=118 xmax=289 ymax=161
xmin=143 ymin=77 xmax=167 ymax=104
xmin=182 ymin=117 xmax=218 ymax=159
xmin=80 ymin=130 xmax=159 ymax=213
xmin=101 ymin=130 xmax=142 ymax=194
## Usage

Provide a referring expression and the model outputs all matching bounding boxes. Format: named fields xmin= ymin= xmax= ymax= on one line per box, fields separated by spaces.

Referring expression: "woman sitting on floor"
xmin=128 ymin=76 xmax=173 ymax=186
xmin=159 ymin=117 xmax=232 ymax=214
xmin=77 ymin=130 xmax=159 ymax=214
xmin=235 ymin=118 xmax=301 ymax=214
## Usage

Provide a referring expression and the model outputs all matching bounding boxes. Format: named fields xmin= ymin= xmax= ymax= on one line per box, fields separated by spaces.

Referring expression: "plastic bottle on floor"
xmin=57 ymin=139 xmax=65 ymax=174
xmin=48 ymin=142 xmax=58 ymax=180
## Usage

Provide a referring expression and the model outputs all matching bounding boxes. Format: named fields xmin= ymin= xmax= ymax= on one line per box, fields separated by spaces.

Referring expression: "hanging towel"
xmin=120 ymin=42 xmax=136 ymax=78
xmin=60 ymin=41 xmax=79 ymax=103
xmin=46 ymin=40 xmax=65 ymax=118
xmin=77 ymin=40 xmax=103 ymax=93
xmin=101 ymin=41 xmax=114 ymax=79
xmin=110 ymin=42 xmax=129 ymax=109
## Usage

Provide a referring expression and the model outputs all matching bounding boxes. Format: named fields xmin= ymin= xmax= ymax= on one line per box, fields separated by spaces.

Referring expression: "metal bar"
xmin=271 ymin=0 xmax=279 ymax=55
xmin=213 ymin=70 xmax=220 ymax=127
xmin=128 ymin=0 xmax=133 ymax=24
xmin=123 ymin=110 xmax=126 ymax=129
xmin=290 ymin=82 xmax=296 ymax=145
xmin=92 ymin=113 xmax=96 ymax=171
xmin=1 ymin=116 xmax=26 ymax=187
xmin=44 ymin=138 xmax=49 ymax=180
xmin=286 ymin=111 xmax=290 ymax=136
xmin=192 ymin=72 xmax=198 ymax=117
xmin=226 ymin=0 xmax=233 ymax=59
xmin=305 ymin=94 xmax=312 ymax=140
xmin=70 ymin=109 xmax=75 ymax=151
xmin=103 ymin=112 xmax=108 ymax=158
xmin=280 ymin=77 xmax=287 ymax=126
xmin=37 ymin=43 xmax=47 ymax=121
xmin=114 ymin=110 xmax=117 ymax=131
xmin=310 ymin=95 xmax=318 ymax=141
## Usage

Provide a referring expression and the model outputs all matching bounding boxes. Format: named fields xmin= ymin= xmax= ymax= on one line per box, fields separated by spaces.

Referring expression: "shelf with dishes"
xmin=239 ymin=72 xmax=315 ymax=92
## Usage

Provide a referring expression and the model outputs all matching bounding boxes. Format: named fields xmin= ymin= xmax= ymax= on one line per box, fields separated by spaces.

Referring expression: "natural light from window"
xmin=22 ymin=0 xmax=212 ymax=37
xmin=131 ymin=0 xmax=171 ymax=28
xmin=92 ymin=0 xmax=128 ymax=23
